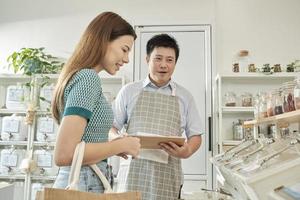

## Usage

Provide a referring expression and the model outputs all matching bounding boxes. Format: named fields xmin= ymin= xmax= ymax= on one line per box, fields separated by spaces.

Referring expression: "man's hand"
xmin=159 ymin=135 xmax=202 ymax=159
xmin=159 ymin=142 xmax=191 ymax=158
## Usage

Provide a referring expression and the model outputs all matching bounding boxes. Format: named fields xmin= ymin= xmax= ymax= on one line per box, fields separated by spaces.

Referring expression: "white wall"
xmin=0 ymin=0 xmax=300 ymax=78
xmin=215 ymin=0 xmax=300 ymax=73
xmin=0 ymin=0 xmax=214 ymax=81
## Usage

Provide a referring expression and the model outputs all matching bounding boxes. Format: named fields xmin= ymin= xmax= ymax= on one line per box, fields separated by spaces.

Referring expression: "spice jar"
xmin=282 ymin=81 xmax=296 ymax=112
xmin=232 ymin=63 xmax=239 ymax=73
xmin=273 ymin=64 xmax=282 ymax=72
xmin=294 ymin=77 xmax=300 ymax=110
xmin=248 ymin=63 xmax=256 ymax=72
xmin=224 ymin=92 xmax=236 ymax=107
xmin=233 ymin=50 xmax=251 ymax=73
xmin=266 ymin=91 xmax=274 ymax=117
xmin=233 ymin=119 xmax=244 ymax=140
xmin=274 ymin=88 xmax=284 ymax=115
xmin=241 ymin=92 xmax=252 ymax=107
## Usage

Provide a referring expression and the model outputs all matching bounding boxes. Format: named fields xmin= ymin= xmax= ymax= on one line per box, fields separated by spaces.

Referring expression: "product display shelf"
xmin=215 ymin=73 xmax=298 ymax=153
xmin=212 ymin=98 xmax=300 ymax=200
xmin=0 ymin=73 xmax=125 ymax=200
xmin=244 ymin=110 xmax=300 ymax=126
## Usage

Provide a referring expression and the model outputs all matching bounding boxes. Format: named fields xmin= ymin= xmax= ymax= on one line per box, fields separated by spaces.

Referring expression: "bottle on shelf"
xmin=294 ymin=76 xmax=300 ymax=110
xmin=274 ymin=88 xmax=284 ymax=115
xmin=282 ymin=81 xmax=296 ymax=112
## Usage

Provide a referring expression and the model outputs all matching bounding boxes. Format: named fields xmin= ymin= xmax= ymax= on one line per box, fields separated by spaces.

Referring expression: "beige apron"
xmin=117 ymin=89 xmax=182 ymax=200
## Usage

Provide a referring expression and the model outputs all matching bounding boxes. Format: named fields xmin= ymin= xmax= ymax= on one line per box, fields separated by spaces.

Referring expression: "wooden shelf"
xmin=244 ymin=110 xmax=300 ymax=125
xmin=222 ymin=106 xmax=254 ymax=113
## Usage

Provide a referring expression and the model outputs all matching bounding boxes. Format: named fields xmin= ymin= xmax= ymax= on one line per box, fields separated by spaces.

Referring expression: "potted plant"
xmin=7 ymin=47 xmax=64 ymax=113
xmin=7 ymin=47 xmax=64 ymax=86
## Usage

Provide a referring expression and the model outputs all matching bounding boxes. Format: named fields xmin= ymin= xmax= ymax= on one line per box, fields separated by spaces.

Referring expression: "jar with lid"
xmin=266 ymin=91 xmax=274 ymax=117
xmin=294 ymin=77 xmax=300 ymax=110
xmin=224 ymin=92 xmax=236 ymax=107
xmin=232 ymin=63 xmax=239 ymax=73
xmin=241 ymin=92 xmax=253 ymax=107
xmin=273 ymin=64 xmax=282 ymax=72
xmin=258 ymin=92 xmax=268 ymax=119
xmin=253 ymin=94 xmax=260 ymax=120
xmin=282 ymin=81 xmax=296 ymax=112
xmin=248 ymin=63 xmax=256 ymax=72
xmin=233 ymin=119 xmax=244 ymax=140
xmin=273 ymin=88 xmax=284 ymax=115
xmin=233 ymin=50 xmax=251 ymax=73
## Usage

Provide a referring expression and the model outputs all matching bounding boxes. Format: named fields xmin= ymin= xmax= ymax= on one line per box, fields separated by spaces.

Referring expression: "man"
xmin=112 ymin=34 xmax=203 ymax=200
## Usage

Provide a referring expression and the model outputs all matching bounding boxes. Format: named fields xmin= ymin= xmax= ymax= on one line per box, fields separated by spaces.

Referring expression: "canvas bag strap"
xmin=66 ymin=141 xmax=113 ymax=193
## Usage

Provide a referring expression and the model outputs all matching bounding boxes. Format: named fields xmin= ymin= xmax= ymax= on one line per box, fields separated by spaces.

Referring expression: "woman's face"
xmin=100 ymin=35 xmax=134 ymax=75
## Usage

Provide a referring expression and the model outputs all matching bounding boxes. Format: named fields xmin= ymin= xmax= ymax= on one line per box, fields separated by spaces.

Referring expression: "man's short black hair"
xmin=146 ymin=34 xmax=180 ymax=62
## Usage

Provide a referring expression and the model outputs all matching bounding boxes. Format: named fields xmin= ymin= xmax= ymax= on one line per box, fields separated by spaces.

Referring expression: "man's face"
xmin=147 ymin=47 xmax=176 ymax=87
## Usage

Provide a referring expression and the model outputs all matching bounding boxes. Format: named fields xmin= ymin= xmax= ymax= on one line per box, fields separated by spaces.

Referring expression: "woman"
xmin=52 ymin=12 xmax=140 ymax=193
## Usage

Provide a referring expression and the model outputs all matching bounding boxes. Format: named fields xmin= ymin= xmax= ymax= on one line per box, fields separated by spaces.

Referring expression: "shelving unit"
xmin=0 ymin=73 xmax=125 ymax=200
xmin=212 ymin=103 xmax=300 ymax=200
xmin=215 ymin=73 xmax=298 ymax=153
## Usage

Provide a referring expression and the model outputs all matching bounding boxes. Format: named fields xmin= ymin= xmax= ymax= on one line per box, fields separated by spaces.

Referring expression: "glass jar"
xmin=248 ymin=63 xmax=256 ymax=72
xmin=233 ymin=50 xmax=251 ymax=73
xmin=273 ymin=64 xmax=282 ymax=72
xmin=253 ymin=94 xmax=260 ymax=120
xmin=233 ymin=119 xmax=244 ymax=140
xmin=224 ymin=92 xmax=236 ymax=107
xmin=258 ymin=92 xmax=268 ymax=119
xmin=266 ymin=91 xmax=274 ymax=117
xmin=232 ymin=63 xmax=239 ymax=73
xmin=282 ymin=81 xmax=296 ymax=112
xmin=274 ymin=88 xmax=284 ymax=115
xmin=241 ymin=92 xmax=253 ymax=107
xmin=294 ymin=77 xmax=300 ymax=110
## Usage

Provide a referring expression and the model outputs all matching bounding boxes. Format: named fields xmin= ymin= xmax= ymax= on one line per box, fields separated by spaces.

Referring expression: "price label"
xmin=7 ymin=88 xmax=24 ymax=102
xmin=39 ymin=118 xmax=54 ymax=133
xmin=37 ymin=154 xmax=52 ymax=167
xmin=42 ymin=88 xmax=53 ymax=101
xmin=3 ymin=119 xmax=20 ymax=133
xmin=1 ymin=153 xmax=18 ymax=167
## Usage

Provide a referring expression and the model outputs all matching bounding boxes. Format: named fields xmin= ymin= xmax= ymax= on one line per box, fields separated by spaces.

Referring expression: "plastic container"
xmin=5 ymin=84 xmax=30 ymax=110
xmin=39 ymin=84 xmax=54 ymax=111
xmin=36 ymin=116 xmax=57 ymax=142
xmin=1 ymin=114 xmax=28 ymax=141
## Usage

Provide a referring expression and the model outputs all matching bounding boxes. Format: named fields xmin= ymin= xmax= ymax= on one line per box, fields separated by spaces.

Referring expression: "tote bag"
xmin=36 ymin=142 xmax=141 ymax=200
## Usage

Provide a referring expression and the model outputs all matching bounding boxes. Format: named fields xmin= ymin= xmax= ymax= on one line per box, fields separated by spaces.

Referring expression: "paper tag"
xmin=1 ymin=153 xmax=18 ymax=167
xmin=39 ymin=118 xmax=54 ymax=133
xmin=37 ymin=154 xmax=52 ymax=167
xmin=42 ymin=88 xmax=53 ymax=101
xmin=7 ymin=88 xmax=24 ymax=102
xmin=3 ymin=119 xmax=20 ymax=133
